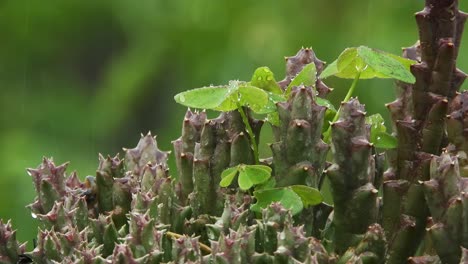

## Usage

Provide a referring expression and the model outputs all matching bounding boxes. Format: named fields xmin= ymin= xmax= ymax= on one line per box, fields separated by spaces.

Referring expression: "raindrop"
xmin=31 ymin=212 xmax=37 ymax=219
xmin=179 ymin=94 xmax=186 ymax=103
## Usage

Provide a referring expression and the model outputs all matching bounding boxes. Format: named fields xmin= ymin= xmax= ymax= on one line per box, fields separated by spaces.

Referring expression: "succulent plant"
xmin=1 ymin=0 xmax=468 ymax=263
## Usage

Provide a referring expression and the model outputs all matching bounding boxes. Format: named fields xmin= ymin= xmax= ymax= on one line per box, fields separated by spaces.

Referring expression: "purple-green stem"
xmin=236 ymin=101 xmax=260 ymax=164
xmin=323 ymin=71 xmax=362 ymax=143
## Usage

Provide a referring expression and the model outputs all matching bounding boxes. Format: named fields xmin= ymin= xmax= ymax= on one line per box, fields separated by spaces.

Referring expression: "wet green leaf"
xmin=266 ymin=112 xmax=280 ymax=126
xmin=251 ymin=187 xmax=304 ymax=215
xmin=174 ymin=80 xmax=270 ymax=113
xmin=373 ymin=131 xmax=398 ymax=149
xmin=256 ymin=93 xmax=286 ymax=115
xmin=244 ymin=165 xmax=272 ymax=184
xmin=287 ymin=63 xmax=317 ymax=95
xmin=220 ymin=164 xmax=271 ymax=190
xmin=250 ymin=67 xmax=283 ymax=94
xmin=316 ymin=97 xmax=336 ymax=112
xmin=237 ymin=85 xmax=269 ymax=113
xmin=290 ymin=185 xmax=323 ymax=207
xmin=321 ymin=46 xmax=416 ymax=83
xmin=366 ymin=114 xmax=397 ymax=149
xmin=238 ymin=164 xmax=271 ymax=190
xmin=174 ymin=85 xmax=235 ymax=110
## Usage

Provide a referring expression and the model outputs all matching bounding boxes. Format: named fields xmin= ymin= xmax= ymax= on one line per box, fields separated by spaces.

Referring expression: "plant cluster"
xmin=1 ymin=0 xmax=468 ymax=263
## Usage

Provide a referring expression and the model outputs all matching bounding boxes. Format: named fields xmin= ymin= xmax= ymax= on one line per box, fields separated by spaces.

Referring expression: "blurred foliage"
xmin=1 ymin=0 xmax=467 ymax=247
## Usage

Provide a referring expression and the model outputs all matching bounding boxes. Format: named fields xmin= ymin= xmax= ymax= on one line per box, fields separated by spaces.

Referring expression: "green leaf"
xmin=374 ymin=131 xmax=398 ymax=149
xmin=255 ymin=92 xmax=286 ymax=115
xmin=251 ymin=187 xmax=304 ymax=215
xmin=316 ymin=97 xmax=336 ymax=112
xmin=266 ymin=112 xmax=280 ymax=126
xmin=237 ymin=164 xmax=271 ymax=190
xmin=174 ymin=85 xmax=236 ymax=110
xmin=250 ymin=67 xmax=283 ymax=94
xmin=286 ymin=63 xmax=317 ymax=95
xmin=317 ymin=98 xmax=337 ymax=134
xmin=365 ymin=114 xmax=397 ymax=149
xmin=244 ymin=165 xmax=272 ymax=184
xmin=290 ymin=185 xmax=323 ymax=207
xmin=220 ymin=166 xmax=239 ymax=187
xmin=237 ymin=85 xmax=270 ymax=113
xmin=255 ymin=177 xmax=276 ymax=191
xmin=320 ymin=60 xmax=338 ymax=79
xmin=238 ymin=169 xmax=254 ymax=190
xmin=366 ymin=114 xmax=387 ymax=134
xmin=320 ymin=46 xmax=416 ymax=83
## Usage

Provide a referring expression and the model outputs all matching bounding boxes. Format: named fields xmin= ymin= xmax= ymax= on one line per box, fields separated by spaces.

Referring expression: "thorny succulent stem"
xmin=324 ymin=71 xmax=362 ymax=143
xmin=236 ymin=101 xmax=259 ymax=164
xmin=166 ymin=231 xmax=212 ymax=254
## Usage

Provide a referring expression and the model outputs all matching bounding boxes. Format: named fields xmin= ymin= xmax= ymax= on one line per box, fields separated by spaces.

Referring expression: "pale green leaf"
xmin=256 ymin=93 xmax=286 ymax=115
xmin=251 ymin=187 xmax=304 ymax=215
xmin=237 ymin=85 xmax=270 ymax=113
xmin=357 ymin=46 xmax=415 ymax=83
xmin=238 ymin=170 xmax=253 ymax=190
xmin=250 ymin=67 xmax=283 ymax=94
xmin=316 ymin=97 xmax=336 ymax=112
xmin=320 ymin=46 xmax=416 ymax=83
xmin=267 ymin=112 xmax=280 ymax=126
xmin=220 ymin=166 xmax=239 ymax=187
xmin=174 ymin=85 xmax=235 ymax=110
xmin=244 ymin=165 xmax=272 ymax=185
xmin=287 ymin=63 xmax=317 ymax=95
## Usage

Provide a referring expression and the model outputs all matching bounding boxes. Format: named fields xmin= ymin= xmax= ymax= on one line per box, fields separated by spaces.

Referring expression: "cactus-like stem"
xmin=384 ymin=1 xmax=468 ymax=262
xmin=327 ymin=98 xmax=380 ymax=253
xmin=422 ymin=153 xmax=468 ymax=264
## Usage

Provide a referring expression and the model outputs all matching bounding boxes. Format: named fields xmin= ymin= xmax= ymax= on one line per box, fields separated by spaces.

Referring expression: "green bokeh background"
xmin=1 ymin=0 xmax=468 ymax=247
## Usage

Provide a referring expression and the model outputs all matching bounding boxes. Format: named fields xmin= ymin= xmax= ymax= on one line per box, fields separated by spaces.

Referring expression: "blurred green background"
xmin=1 ymin=0 xmax=468 ymax=246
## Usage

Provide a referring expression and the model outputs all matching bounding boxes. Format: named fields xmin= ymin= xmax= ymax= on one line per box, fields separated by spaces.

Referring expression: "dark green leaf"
xmin=287 ymin=63 xmax=317 ymax=95
xmin=220 ymin=166 xmax=239 ymax=187
xmin=290 ymin=185 xmax=323 ymax=207
xmin=251 ymin=187 xmax=303 ymax=215
xmin=250 ymin=67 xmax=283 ymax=94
